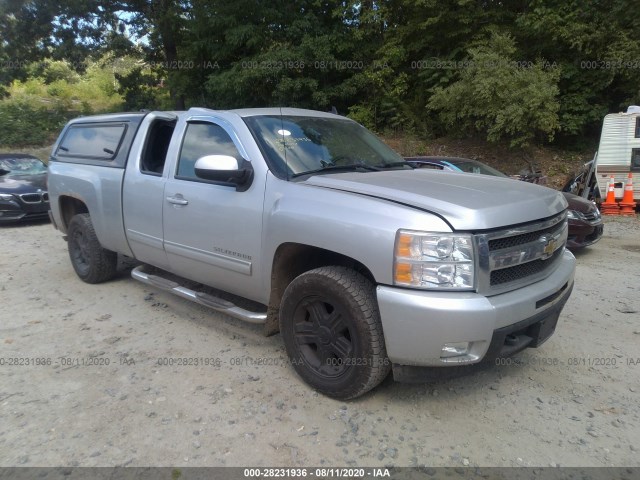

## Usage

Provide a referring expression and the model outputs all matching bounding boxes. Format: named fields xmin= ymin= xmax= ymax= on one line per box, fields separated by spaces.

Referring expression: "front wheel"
xmin=280 ymin=266 xmax=390 ymax=399
xmin=67 ymin=213 xmax=117 ymax=284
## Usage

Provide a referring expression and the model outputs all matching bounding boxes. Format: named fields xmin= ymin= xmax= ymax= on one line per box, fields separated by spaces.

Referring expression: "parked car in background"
xmin=0 ymin=154 xmax=50 ymax=223
xmin=405 ymin=156 xmax=604 ymax=250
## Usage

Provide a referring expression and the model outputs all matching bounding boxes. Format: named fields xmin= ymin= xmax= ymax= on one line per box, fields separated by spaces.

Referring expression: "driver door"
xmin=162 ymin=119 xmax=265 ymax=301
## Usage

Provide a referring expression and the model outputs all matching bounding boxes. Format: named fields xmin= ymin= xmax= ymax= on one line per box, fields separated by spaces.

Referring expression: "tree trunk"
xmin=156 ymin=0 xmax=186 ymax=110
xmin=163 ymin=41 xmax=186 ymax=110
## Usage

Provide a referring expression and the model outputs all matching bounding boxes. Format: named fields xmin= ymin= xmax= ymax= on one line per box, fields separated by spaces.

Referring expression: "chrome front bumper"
xmin=377 ymin=249 xmax=576 ymax=367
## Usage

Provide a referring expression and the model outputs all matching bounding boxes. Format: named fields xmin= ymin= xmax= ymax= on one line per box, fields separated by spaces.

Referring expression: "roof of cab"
xmin=66 ymin=112 xmax=148 ymax=125
xmin=187 ymin=107 xmax=344 ymax=120
xmin=64 ymin=107 xmax=347 ymax=125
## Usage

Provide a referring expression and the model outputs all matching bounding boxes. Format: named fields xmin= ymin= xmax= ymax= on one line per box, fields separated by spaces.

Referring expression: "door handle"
xmin=166 ymin=195 xmax=188 ymax=206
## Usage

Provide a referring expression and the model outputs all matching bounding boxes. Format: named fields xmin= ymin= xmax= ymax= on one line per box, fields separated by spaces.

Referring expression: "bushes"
xmin=428 ymin=34 xmax=561 ymax=148
xmin=0 ymin=56 xmax=129 ymax=147
xmin=0 ymin=98 xmax=71 ymax=147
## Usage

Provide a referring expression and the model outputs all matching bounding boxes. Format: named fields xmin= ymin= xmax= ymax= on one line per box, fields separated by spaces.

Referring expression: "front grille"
xmin=490 ymin=248 xmax=563 ymax=285
xmin=476 ymin=211 xmax=568 ymax=294
xmin=489 ymin=222 xmax=563 ymax=251
xmin=582 ymin=211 xmax=599 ymax=222
xmin=18 ymin=192 xmax=47 ymax=204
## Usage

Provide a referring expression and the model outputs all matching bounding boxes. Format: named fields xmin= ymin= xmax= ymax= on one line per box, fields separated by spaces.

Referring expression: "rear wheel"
xmin=280 ymin=266 xmax=390 ymax=399
xmin=67 ymin=213 xmax=117 ymax=284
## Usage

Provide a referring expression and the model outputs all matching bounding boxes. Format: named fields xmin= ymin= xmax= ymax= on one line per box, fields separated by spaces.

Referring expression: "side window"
xmin=57 ymin=124 xmax=126 ymax=160
xmin=635 ymin=118 xmax=640 ymax=138
xmin=176 ymin=122 xmax=241 ymax=180
xmin=140 ymin=120 xmax=176 ymax=175
xmin=631 ymin=149 xmax=640 ymax=172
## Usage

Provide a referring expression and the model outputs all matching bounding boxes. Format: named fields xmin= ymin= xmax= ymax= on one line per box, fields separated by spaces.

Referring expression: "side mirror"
xmin=194 ymin=155 xmax=253 ymax=191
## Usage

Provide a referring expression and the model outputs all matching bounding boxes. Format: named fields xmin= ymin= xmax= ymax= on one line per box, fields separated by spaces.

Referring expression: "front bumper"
xmin=566 ymin=220 xmax=603 ymax=249
xmin=0 ymin=196 xmax=50 ymax=223
xmin=377 ymin=249 xmax=575 ymax=373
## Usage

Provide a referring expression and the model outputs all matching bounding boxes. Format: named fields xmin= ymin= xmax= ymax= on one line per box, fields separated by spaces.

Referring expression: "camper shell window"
xmin=635 ymin=118 xmax=640 ymax=138
xmin=57 ymin=123 xmax=127 ymax=160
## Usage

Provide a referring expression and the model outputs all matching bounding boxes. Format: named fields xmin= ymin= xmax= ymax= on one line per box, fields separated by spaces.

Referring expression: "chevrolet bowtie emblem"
xmin=539 ymin=235 xmax=557 ymax=259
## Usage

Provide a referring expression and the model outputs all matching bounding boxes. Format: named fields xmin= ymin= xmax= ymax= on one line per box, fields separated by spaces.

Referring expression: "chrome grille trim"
xmin=475 ymin=211 xmax=568 ymax=295
xmin=18 ymin=192 xmax=49 ymax=204
xmin=490 ymin=248 xmax=564 ymax=286
xmin=582 ymin=210 xmax=601 ymax=224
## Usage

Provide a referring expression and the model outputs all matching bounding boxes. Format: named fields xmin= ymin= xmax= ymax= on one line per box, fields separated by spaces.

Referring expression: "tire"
xmin=67 ymin=213 xmax=117 ymax=284
xmin=280 ymin=266 xmax=390 ymax=399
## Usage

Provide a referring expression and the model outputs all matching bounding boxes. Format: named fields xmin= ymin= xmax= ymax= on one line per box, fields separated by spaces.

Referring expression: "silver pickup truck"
xmin=48 ymin=107 xmax=576 ymax=399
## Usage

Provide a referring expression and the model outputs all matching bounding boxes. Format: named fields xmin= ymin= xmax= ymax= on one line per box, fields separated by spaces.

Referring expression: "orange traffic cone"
xmin=600 ymin=176 xmax=620 ymax=215
xmin=619 ymin=173 xmax=637 ymax=216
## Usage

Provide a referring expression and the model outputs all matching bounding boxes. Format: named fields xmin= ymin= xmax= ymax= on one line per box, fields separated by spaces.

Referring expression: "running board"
xmin=131 ymin=265 xmax=267 ymax=324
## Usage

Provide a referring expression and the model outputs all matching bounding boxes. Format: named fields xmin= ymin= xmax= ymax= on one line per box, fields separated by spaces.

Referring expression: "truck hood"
xmin=304 ymin=170 xmax=567 ymax=230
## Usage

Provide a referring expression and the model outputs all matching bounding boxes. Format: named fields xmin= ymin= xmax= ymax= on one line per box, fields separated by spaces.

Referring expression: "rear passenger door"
xmin=122 ymin=112 xmax=177 ymax=269
xmin=162 ymin=117 xmax=265 ymax=301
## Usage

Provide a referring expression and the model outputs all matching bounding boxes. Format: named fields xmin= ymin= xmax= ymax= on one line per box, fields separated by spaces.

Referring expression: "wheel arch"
xmin=263 ymin=242 xmax=376 ymax=336
xmin=58 ymin=195 xmax=89 ymax=232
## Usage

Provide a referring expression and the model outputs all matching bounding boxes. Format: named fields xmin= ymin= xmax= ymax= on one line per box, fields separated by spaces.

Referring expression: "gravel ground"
xmin=0 ymin=215 xmax=639 ymax=467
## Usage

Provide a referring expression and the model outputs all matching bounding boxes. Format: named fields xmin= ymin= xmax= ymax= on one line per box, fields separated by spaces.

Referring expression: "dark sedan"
xmin=0 ymin=154 xmax=50 ymax=223
xmin=405 ymin=156 xmax=604 ymax=250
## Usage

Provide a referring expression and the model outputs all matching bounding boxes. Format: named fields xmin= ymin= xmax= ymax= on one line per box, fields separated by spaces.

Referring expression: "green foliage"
xmin=1 ymin=0 xmax=639 ymax=149
xmin=0 ymin=56 xmax=128 ymax=146
xmin=28 ymin=60 xmax=81 ymax=85
xmin=6 ymin=58 xmax=124 ymax=110
xmin=0 ymin=98 xmax=70 ymax=146
xmin=428 ymin=34 xmax=561 ymax=148
xmin=347 ymin=104 xmax=376 ymax=130
xmin=115 ymin=67 xmax=169 ymax=111
xmin=513 ymin=0 xmax=640 ymax=137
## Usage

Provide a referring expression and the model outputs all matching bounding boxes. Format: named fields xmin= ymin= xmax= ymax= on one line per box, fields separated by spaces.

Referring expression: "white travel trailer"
xmin=595 ymin=106 xmax=640 ymax=201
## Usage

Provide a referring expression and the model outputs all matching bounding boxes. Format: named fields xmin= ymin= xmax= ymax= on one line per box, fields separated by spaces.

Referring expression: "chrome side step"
xmin=131 ymin=265 xmax=267 ymax=324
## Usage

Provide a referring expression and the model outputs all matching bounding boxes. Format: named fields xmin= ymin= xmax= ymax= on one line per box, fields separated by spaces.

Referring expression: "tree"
xmin=428 ymin=33 xmax=561 ymax=148
xmin=188 ymin=0 xmax=369 ymax=111
xmin=0 ymin=0 xmax=130 ymax=85
xmin=103 ymin=0 xmax=187 ymax=108
xmin=2 ymin=0 xmax=639 ymax=145
xmin=513 ymin=0 xmax=640 ymax=138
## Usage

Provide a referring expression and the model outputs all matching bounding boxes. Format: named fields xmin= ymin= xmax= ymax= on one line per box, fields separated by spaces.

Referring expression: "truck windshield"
xmin=243 ymin=115 xmax=410 ymax=178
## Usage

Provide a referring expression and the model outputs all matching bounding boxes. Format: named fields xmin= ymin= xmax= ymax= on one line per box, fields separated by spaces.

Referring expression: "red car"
xmin=405 ymin=156 xmax=603 ymax=250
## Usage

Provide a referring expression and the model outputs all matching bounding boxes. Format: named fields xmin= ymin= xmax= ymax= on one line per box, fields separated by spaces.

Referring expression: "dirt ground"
xmin=0 ymin=215 xmax=639 ymax=468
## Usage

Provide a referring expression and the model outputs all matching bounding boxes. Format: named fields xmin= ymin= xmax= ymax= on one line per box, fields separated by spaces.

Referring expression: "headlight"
xmin=0 ymin=193 xmax=15 ymax=201
xmin=394 ymin=230 xmax=475 ymax=290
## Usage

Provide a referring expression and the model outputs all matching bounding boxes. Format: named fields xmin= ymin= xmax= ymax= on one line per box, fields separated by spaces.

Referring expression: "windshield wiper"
xmin=291 ymin=163 xmax=381 ymax=178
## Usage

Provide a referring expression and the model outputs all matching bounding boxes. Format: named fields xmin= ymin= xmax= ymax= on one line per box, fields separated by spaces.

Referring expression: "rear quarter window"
xmin=56 ymin=123 xmax=127 ymax=160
